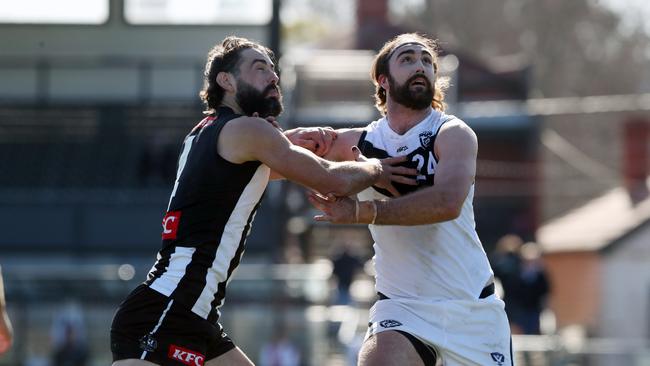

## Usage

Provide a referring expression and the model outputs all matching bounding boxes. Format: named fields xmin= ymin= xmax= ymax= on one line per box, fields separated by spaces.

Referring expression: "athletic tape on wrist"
xmin=354 ymin=200 xmax=359 ymax=223
xmin=370 ymin=200 xmax=378 ymax=225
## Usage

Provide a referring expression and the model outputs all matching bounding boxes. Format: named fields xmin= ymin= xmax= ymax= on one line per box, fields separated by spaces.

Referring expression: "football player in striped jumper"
xmin=308 ymin=33 xmax=513 ymax=366
xmin=110 ymin=36 xmax=417 ymax=366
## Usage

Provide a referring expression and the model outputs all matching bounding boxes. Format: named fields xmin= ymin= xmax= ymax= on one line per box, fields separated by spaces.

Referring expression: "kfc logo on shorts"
xmin=168 ymin=345 xmax=205 ymax=366
xmin=162 ymin=211 xmax=181 ymax=240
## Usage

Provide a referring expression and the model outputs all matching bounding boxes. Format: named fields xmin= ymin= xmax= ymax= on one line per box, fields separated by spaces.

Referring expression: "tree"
xmin=400 ymin=0 xmax=650 ymax=97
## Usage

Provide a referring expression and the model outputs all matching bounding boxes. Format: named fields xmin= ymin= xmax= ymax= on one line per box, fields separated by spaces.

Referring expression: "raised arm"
xmin=219 ymin=117 xmax=384 ymax=197
xmin=309 ymin=120 xmax=477 ymax=225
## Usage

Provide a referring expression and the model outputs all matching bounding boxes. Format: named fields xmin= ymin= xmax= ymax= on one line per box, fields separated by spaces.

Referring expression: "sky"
xmin=598 ymin=0 xmax=650 ymax=34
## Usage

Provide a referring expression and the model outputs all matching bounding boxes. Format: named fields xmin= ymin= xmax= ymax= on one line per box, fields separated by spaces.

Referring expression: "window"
xmin=0 ymin=0 xmax=109 ymax=24
xmin=124 ymin=0 xmax=272 ymax=25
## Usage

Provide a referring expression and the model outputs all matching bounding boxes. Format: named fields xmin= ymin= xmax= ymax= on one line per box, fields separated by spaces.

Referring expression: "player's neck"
xmin=385 ymin=102 xmax=432 ymax=135
xmin=220 ymin=96 xmax=245 ymax=116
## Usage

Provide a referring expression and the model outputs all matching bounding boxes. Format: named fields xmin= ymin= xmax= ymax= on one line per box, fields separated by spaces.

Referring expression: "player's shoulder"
xmin=438 ymin=113 xmax=473 ymax=134
xmin=219 ymin=115 xmax=285 ymax=155
xmin=361 ymin=116 xmax=388 ymax=140
xmin=437 ymin=114 xmax=477 ymax=148
xmin=366 ymin=116 xmax=387 ymax=132
xmin=222 ymin=115 xmax=279 ymax=136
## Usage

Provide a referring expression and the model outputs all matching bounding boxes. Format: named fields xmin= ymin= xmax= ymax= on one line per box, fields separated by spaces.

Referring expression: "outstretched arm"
xmin=219 ymin=117 xmax=415 ymax=197
xmin=309 ymin=120 xmax=477 ymax=225
xmin=270 ymin=126 xmax=338 ymax=180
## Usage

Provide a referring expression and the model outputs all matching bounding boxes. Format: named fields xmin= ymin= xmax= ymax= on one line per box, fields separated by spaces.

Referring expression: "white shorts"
xmin=365 ymin=295 xmax=513 ymax=366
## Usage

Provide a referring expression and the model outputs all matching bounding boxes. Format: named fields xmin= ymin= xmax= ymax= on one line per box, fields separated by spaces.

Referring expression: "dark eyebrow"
xmin=395 ymin=49 xmax=415 ymax=59
xmin=251 ymin=58 xmax=273 ymax=69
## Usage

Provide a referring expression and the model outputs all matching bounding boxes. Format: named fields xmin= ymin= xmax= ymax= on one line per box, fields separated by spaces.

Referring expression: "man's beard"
xmin=388 ymin=73 xmax=434 ymax=110
xmin=236 ymin=80 xmax=284 ymax=118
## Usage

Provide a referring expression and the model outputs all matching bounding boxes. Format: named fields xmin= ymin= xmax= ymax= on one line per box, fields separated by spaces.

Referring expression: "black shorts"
xmin=111 ymin=284 xmax=235 ymax=365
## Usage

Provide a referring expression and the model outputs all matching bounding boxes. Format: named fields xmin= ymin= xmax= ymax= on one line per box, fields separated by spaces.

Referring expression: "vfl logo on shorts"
xmin=169 ymin=344 xmax=205 ymax=366
xmin=379 ymin=319 xmax=403 ymax=328
xmin=490 ymin=352 xmax=505 ymax=366
xmin=139 ymin=333 xmax=157 ymax=352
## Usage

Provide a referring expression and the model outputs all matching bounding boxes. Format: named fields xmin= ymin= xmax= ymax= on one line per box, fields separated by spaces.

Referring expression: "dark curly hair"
xmin=199 ymin=36 xmax=276 ymax=115
xmin=371 ymin=33 xmax=449 ymax=115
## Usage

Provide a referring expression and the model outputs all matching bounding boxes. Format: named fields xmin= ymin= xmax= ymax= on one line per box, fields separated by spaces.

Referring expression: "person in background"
xmin=491 ymin=234 xmax=525 ymax=333
xmin=258 ymin=325 xmax=300 ymax=366
xmin=51 ymin=301 xmax=89 ymax=366
xmin=330 ymin=243 xmax=364 ymax=305
xmin=511 ymin=242 xmax=550 ymax=335
xmin=0 ymin=266 xmax=13 ymax=355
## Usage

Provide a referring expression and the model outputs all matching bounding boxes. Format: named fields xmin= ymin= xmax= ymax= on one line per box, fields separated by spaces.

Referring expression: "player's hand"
xmin=252 ymin=112 xmax=282 ymax=131
xmin=307 ymin=191 xmax=357 ymax=224
xmin=352 ymin=146 xmax=417 ymax=197
xmin=284 ymin=127 xmax=337 ymax=156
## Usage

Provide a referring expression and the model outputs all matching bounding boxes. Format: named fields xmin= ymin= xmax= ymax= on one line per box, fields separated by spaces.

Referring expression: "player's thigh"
xmin=112 ymin=359 xmax=159 ymax=366
xmin=206 ymin=346 xmax=255 ymax=366
xmin=358 ymin=330 xmax=424 ymax=366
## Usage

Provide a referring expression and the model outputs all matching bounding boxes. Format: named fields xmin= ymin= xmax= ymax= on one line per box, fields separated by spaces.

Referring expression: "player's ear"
xmin=378 ymin=74 xmax=388 ymax=90
xmin=216 ymin=72 xmax=236 ymax=92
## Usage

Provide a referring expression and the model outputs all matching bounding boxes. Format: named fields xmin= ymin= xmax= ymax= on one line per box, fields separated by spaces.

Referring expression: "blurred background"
xmin=1 ymin=0 xmax=649 ymax=365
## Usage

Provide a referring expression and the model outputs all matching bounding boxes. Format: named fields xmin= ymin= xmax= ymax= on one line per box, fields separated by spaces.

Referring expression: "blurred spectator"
xmin=51 ymin=302 xmax=89 ymax=366
xmin=491 ymin=234 xmax=524 ymax=331
xmin=259 ymin=325 xmax=300 ymax=366
xmin=511 ymin=242 xmax=550 ymax=335
xmin=330 ymin=244 xmax=364 ymax=305
xmin=491 ymin=235 xmax=551 ymax=335
xmin=52 ymin=323 xmax=88 ymax=366
xmin=0 ymin=266 xmax=13 ymax=355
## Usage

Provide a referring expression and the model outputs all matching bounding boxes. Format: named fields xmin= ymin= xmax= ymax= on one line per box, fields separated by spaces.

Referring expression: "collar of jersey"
xmin=382 ymin=108 xmax=439 ymax=140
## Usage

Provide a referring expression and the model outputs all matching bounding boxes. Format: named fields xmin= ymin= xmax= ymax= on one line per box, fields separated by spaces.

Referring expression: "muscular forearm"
xmin=360 ymin=187 xmax=462 ymax=226
xmin=326 ymin=160 xmax=382 ymax=197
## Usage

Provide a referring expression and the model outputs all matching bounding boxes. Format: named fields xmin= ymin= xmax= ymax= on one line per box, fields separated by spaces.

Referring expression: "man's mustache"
xmin=406 ymin=74 xmax=432 ymax=88
xmin=265 ymin=84 xmax=280 ymax=96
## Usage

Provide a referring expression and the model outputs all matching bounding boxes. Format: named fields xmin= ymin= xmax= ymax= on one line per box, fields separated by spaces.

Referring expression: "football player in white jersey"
xmin=308 ymin=33 xmax=513 ymax=366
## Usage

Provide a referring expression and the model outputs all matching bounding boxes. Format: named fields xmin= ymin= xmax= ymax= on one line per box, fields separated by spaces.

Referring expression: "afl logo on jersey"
xmin=419 ymin=131 xmax=433 ymax=149
xmin=162 ymin=211 xmax=181 ymax=240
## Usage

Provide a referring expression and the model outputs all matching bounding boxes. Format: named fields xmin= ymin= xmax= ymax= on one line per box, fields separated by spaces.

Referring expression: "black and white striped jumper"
xmin=145 ymin=106 xmax=270 ymax=324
